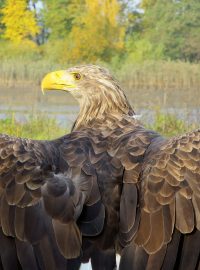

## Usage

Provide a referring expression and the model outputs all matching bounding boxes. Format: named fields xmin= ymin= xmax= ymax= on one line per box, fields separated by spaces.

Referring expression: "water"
xmin=0 ymin=85 xmax=79 ymax=129
xmin=0 ymin=84 xmax=199 ymax=128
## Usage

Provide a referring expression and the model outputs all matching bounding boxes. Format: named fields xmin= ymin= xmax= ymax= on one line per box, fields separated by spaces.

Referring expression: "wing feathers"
xmin=137 ymin=129 xmax=200 ymax=255
xmin=134 ymin=209 xmax=151 ymax=246
xmin=14 ymin=207 xmax=25 ymax=240
xmin=15 ymin=240 xmax=38 ymax=270
xmin=119 ymin=183 xmax=139 ymax=246
xmin=0 ymin=228 xmax=20 ymax=270
xmin=143 ymin=208 xmax=165 ymax=254
xmin=178 ymin=229 xmax=200 ymax=270
xmin=161 ymin=229 xmax=181 ymax=270
xmin=119 ymin=242 xmax=148 ymax=270
xmin=192 ymin=194 xmax=200 ymax=230
xmin=5 ymin=180 xmax=25 ymax=205
xmin=52 ymin=220 xmax=82 ymax=259
xmin=119 ymin=183 xmax=137 ymax=233
xmin=0 ymin=195 xmax=13 ymax=236
xmin=0 ymin=134 xmax=103 ymax=266
xmin=78 ymin=201 xmax=105 ymax=236
xmin=146 ymin=245 xmax=166 ymax=270
xmin=38 ymin=234 xmax=57 ymax=270
xmin=42 ymin=175 xmax=76 ymax=222
xmin=175 ymin=193 xmax=194 ymax=233
xmin=0 ymin=125 xmax=199 ymax=267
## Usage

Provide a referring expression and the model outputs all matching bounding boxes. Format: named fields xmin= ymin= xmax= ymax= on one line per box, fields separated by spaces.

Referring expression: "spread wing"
xmin=117 ymin=128 xmax=160 ymax=248
xmin=0 ymin=133 xmax=104 ymax=269
xmin=134 ymin=129 xmax=200 ymax=255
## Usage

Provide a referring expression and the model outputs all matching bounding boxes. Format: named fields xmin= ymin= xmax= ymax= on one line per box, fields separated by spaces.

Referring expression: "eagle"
xmin=0 ymin=65 xmax=199 ymax=270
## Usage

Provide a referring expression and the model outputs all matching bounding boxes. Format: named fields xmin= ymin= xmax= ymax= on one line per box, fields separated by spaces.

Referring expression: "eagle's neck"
xmin=72 ymin=86 xmax=135 ymax=131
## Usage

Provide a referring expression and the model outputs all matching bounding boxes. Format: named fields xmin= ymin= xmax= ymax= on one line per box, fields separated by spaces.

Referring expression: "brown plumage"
xmin=0 ymin=64 xmax=199 ymax=270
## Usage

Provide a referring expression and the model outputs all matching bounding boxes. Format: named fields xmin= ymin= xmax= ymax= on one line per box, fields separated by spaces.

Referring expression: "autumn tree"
xmin=1 ymin=0 xmax=40 ymax=43
xmin=64 ymin=0 xmax=125 ymax=63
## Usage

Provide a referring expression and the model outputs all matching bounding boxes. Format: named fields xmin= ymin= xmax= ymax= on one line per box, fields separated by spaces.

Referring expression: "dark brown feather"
xmin=52 ymin=220 xmax=82 ymax=259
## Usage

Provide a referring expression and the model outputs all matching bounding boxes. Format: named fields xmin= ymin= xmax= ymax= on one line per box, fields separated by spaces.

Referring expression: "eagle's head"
xmin=41 ymin=65 xmax=134 ymax=129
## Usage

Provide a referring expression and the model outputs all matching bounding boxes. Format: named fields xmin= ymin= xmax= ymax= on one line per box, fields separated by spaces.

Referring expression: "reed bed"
xmin=1 ymin=59 xmax=200 ymax=94
xmin=0 ymin=59 xmax=62 ymax=86
xmin=117 ymin=61 xmax=200 ymax=91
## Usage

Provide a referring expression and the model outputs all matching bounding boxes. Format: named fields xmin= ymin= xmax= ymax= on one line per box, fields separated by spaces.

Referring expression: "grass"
xmin=0 ymin=114 xmax=67 ymax=140
xmin=146 ymin=110 xmax=198 ymax=137
xmin=0 ymin=111 xmax=198 ymax=140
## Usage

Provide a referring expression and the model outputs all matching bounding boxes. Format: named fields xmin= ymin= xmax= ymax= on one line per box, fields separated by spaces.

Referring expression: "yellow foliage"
xmin=1 ymin=0 xmax=40 ymax=43
xmin=65 ymin=0 xmax=125 ymax=63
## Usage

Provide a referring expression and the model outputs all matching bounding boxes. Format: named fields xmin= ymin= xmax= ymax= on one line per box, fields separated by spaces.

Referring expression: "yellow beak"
xmin=41 ymin=70 xmax=76 ymax=94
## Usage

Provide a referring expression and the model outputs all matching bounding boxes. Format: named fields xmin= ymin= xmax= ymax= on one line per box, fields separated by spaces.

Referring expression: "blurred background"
xmin=0 ymin=0 xmax=199 ymax=140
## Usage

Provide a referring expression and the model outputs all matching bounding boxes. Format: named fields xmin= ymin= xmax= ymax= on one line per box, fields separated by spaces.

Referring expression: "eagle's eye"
xmin=73 ymin=73 xmax=81 ymax=80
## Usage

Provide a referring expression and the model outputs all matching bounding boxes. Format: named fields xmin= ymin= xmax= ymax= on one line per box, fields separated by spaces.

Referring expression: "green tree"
xmin=0 ymin=0 xmax=5 ymax=35
xmin=42 ymin=0 xmax=73 ymax=40
xmin=140 ymin=0 xmax=200 ymax=62
xmin=125 ymin=37 xmax=164 ymax=63
xmin=120 ymin=0 xmax=161 ymax=63
xmin=141 ymin=0 xmax=157 ymax=9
